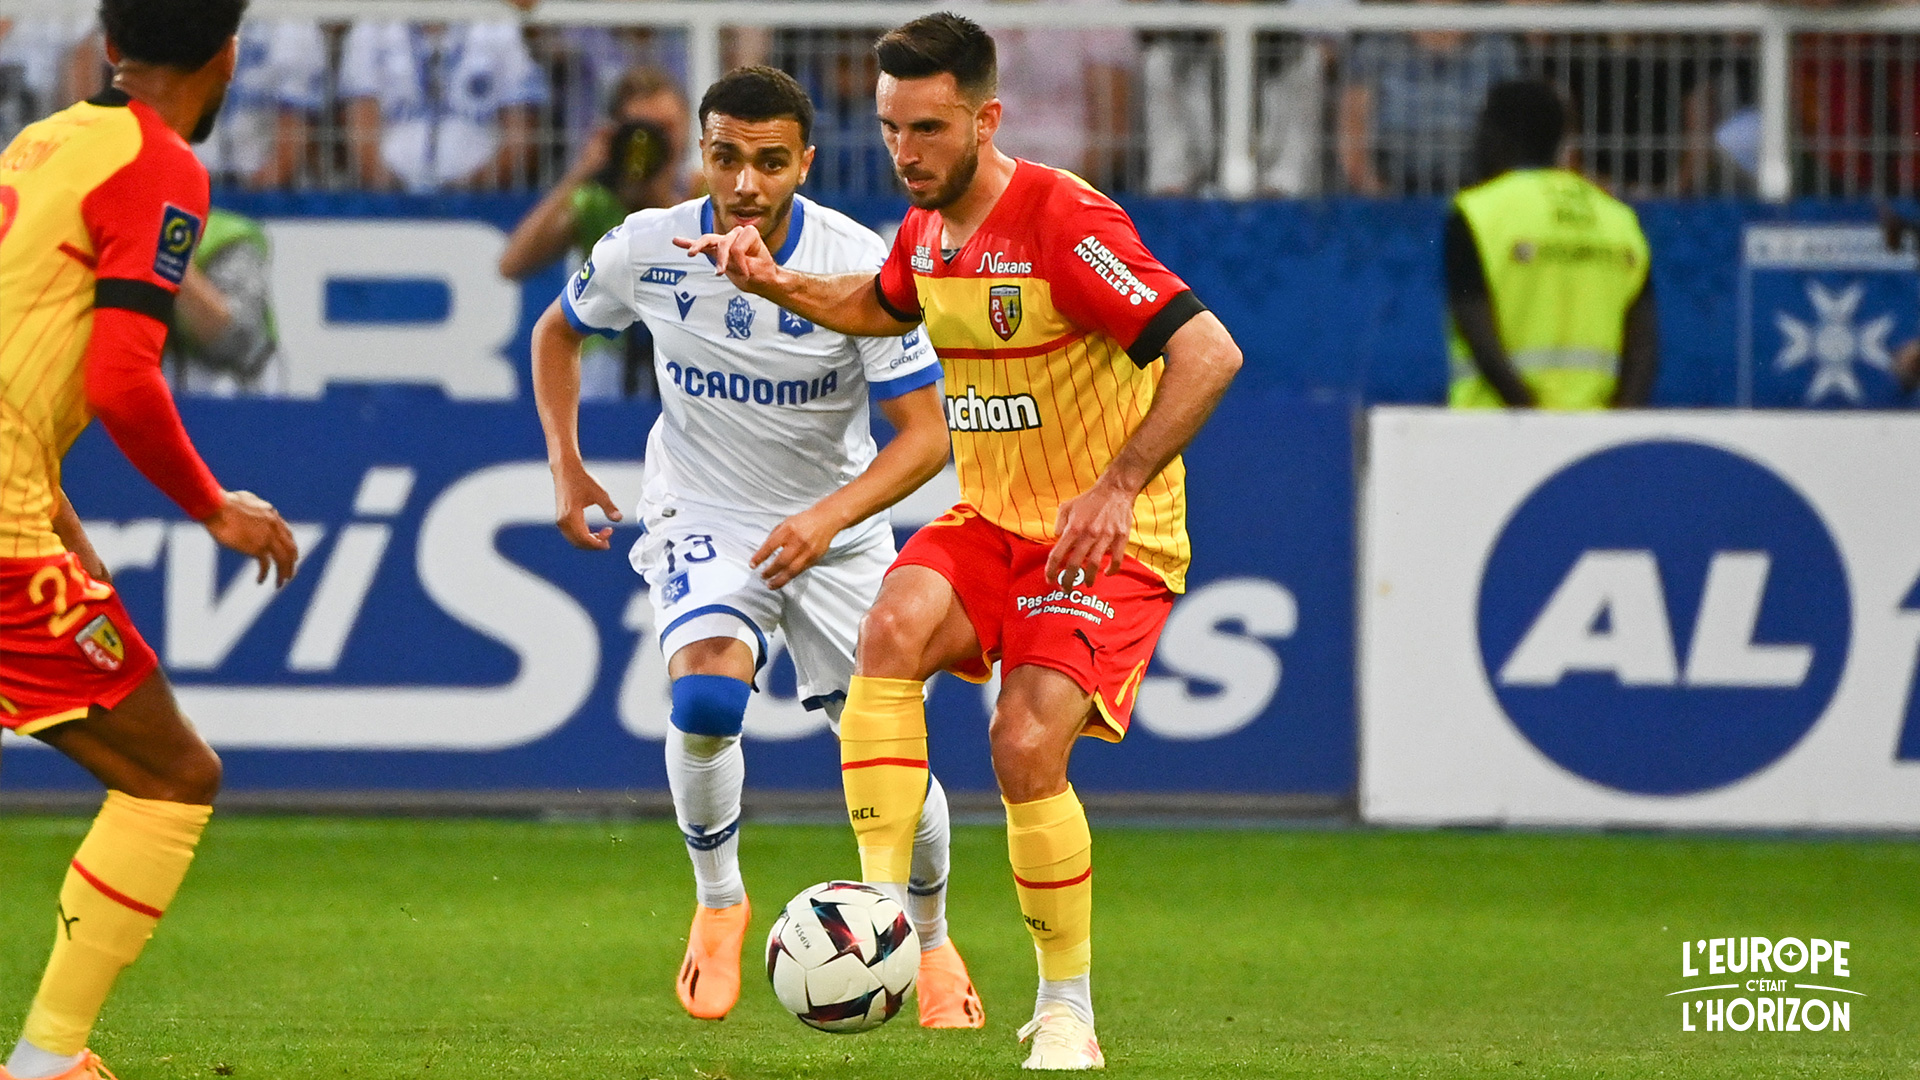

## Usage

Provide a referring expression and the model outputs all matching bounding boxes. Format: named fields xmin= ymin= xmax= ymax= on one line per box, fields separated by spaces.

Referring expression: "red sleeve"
xmin=874 ymin=211 xmax=925 ymax=323
xmin=1043 ymin=187 xmax=1207 ymax=366
xmin=85 ymin=308 xmax=224 ymax=521
xmin=78 ymin=110 xmax=223 ymax=521
xmin=81 ymin=110 xmax=209 ymax=301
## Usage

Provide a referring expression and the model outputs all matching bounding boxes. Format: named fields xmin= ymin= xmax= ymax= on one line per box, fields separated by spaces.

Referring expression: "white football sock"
xmin=1035 ymin=973 xmax=1094 ymax=1026
xmin=908 ymin=773 xmax=952 ymax=951
xmin=665 ymin=727 xmax=746 ymax=909
xmin=6 ymin=1038 xmax=83 ymax=1079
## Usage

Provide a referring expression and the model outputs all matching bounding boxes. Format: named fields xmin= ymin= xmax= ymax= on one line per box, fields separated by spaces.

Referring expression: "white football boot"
xmin=1017 ymin=1002 xmax=1106 ymax=1070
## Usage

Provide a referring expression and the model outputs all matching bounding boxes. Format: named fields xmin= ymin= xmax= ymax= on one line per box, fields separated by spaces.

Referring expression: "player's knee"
xmin=160 ymin=742 xmax=222 ymax=806
xmin=671 ymin=674 xmax=751 ymax=739
xmin=856 ymin=604 xmax=928 ymax=672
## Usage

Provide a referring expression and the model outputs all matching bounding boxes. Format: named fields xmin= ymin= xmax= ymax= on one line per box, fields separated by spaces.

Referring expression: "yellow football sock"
xmin=839 ymin=675 xmax=929 ymax=883
xmin=21 ymin=792 xmax=210 ymax=1055
xmin=1006 ymin=785 xmax=1093 ymax=981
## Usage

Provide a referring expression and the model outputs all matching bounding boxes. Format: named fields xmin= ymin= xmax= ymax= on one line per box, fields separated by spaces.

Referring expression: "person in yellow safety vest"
xmin=1446 ymin=80 xmax=1659 ymax=409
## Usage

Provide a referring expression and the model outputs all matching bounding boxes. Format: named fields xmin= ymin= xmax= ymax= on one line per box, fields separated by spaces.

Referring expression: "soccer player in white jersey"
xmin=530 ymin=66 xmax=984 ymax=1028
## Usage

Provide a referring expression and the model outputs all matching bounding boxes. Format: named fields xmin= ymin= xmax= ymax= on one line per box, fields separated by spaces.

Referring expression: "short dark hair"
xmin=874 ymin=12 xmax=997 ymax=102
xmin=1478 ymin=80 xmax=1567 ymax=169
xmin=609 ymin=66 xmax=686 ymax=121
xmin=98 ymin=0 xmax=246 ymax=72
xmin=698 ymin=66 xmax=814 ymax=146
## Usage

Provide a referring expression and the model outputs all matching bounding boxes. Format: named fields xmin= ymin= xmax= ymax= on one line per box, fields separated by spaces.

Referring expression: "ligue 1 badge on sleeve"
xmin=75 ymin=613 xmax=125 ymax=672
xmin=1671 ymin=934 xmax=1860 ymax=1033
xmin=988 ymin=284 xmax=1022 ymax=341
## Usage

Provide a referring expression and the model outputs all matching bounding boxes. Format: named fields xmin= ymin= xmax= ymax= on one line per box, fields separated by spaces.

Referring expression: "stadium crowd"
xmin=0 ymin=0 xmax=1914 ymax=200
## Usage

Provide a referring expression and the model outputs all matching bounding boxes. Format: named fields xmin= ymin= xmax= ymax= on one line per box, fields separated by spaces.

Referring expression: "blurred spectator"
xmin=1140 ymin=0 xmax=1345 ymax=197
xmin=500 ymin=69 xmax=683 ymax=400
xmin=1142 ymin=29 xmax=1217 ymax=194
xmin=339 ymin=19 xmax=550 ymax=191
xmin=1538 ymin=33 xmax=1753 ymax=196
xmin=1340 ymin=19 xmax=1520 ymax=195
xmin=167 ymin=210 xmax=280 ymax=396
xmin=499 ymin=71 xmax=682 ymax=280
xmin=540 ymin=26 xmax=687 ymax=164
xmin=771 ymin=28 xmax=894 ymax=196
xmin=1795 ymin=25 xmax=1919 ymax=197
xmin=1259 ymin=35 xmax=1332 ymax=197
xmin=0 ymin=7 xmax=96 ymax=148
xmin=1883 ymin=206 xmax=1920 ymax=390
xmin=989 ymin=0 xmax=1136 ymax=190
xmin=194 ymin=19 xmax=327 ymax=189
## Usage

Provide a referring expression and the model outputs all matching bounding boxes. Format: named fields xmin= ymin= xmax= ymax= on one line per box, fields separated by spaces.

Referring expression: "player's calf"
xmin=9 ymin=675 xmax=217 ymax=1079
xmin=665 ymin=668 xmax=754 ymax=1020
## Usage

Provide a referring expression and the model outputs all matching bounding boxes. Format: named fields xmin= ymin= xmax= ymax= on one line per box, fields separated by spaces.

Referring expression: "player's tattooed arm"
xmin=752 ymin=384 xmax=949 ymax=589
xmin=531 ymin=299 xmax=625 ymax=550
xmin=1048 ymin=312 xmax=1243 ymax=586
xmin=52 ymin=489 xmax=110 ymax=583
xmin=673 ymin=226 xmax=917 ymax=338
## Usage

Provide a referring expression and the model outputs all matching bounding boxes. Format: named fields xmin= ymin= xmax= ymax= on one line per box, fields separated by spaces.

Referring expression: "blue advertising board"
xmin=1739 ymin=224 xmax=1919 ymax=407
xmin=5 ymin=362 xmax=1353 ymax=795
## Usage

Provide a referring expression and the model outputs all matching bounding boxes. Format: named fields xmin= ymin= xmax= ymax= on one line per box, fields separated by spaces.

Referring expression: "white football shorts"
xmin=631 ymin=510 xmax=893 ymax=713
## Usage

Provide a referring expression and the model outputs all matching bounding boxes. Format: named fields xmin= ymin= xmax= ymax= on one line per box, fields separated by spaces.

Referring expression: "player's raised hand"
xmin=674 ymin=225 xmax=780 ymax=295
xmin=204 ymin=490 xmax=299 ymax=587
xmin=551 ymin=463 xmax=623 ymax=550
xmin=752 ymin=506 xmax=839 ymax=589
xmin=1047 ymin=479 xmax=1135 ymax=587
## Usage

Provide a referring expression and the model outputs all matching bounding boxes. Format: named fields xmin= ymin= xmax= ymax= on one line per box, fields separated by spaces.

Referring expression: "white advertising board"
xmin=1362 ymin=407 xmax=1920 ymax=828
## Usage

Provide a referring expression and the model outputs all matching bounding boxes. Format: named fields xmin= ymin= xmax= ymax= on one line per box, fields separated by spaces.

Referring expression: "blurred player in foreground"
xmin=531 ymin=66 xmax=982 ymax=1026
xmin=1446 ymin=80 xmax=1658 ymax=409
xmin=682 ymin=13 xmax=1242 ymax=1070
xmin=0 ymin=1 xmax=298 ymax=1077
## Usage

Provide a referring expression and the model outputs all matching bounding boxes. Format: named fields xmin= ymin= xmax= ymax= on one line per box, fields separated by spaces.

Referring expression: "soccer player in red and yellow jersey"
xmin=682 ymin=13 xmax=1242 ymax=1069
xmin=0 ymin=2 xmax=296 ymax=1077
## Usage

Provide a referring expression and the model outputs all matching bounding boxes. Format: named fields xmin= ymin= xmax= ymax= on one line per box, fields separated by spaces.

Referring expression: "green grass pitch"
xmin=1 ymin=816 xmax=1916 ymax=1078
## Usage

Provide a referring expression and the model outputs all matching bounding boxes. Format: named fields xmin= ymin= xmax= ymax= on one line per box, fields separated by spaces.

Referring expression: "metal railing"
xmin=0 ymin=0 xmax=1915 ymax=200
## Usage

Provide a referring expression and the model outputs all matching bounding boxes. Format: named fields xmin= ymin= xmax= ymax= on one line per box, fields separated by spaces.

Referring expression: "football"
xmin=765 ymin=881 xmax=919 ymax=1033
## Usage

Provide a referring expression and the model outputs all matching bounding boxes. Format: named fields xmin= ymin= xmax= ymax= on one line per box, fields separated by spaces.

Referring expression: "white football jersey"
xmin=561 ymin=194 xmax=942 ymax=533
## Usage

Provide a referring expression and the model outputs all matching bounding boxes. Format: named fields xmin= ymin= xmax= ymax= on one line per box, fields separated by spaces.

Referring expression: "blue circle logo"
xmin=1477 ymin=440 xmax=1850 ymax=795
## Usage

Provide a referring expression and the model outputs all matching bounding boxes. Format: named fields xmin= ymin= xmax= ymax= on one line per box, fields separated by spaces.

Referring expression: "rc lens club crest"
xmin=988 ymin=284 xmax=1022 ymax=341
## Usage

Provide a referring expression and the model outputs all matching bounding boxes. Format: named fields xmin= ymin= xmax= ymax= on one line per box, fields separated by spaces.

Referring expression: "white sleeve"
xmin=560 ymin=226 xmax=638 ymax=338
xmin=860 ymin=324 xmax=942 ymax=401
xmin=336 ymin=21 xmax=386 ymax=100
xmin=267 ymin=21 xmax=328 ymax=110
xmin=485 ymin=22 xmax=549 ymax=107
xmin=842 ymin=226 xmax=942 ymax=399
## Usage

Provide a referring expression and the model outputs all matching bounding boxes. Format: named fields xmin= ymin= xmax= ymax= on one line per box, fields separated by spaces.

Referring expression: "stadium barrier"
xmin=1362 ymin=407 xmax=1920 ymax=829
xmin=2 ymin=1 xmax=1916 ymax=199
xmin=0 ymin=194 xmax=1356 ymax=797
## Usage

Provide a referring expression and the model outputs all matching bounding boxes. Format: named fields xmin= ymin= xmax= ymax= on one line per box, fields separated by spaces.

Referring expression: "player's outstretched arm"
xmin=752 ymin=383 xmax=950 ymax=589
xmin=84 ymin=308 xmax=299 ymax=586
xmin=531 ymin=299 xmax=624 ymax=550
xmin=1048 ymin=312 xmax=1243 ymax=586
xmin=674 ymin=225 xmax=917 ymax=339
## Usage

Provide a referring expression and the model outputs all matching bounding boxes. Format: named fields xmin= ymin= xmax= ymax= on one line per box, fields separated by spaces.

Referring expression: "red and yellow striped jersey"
xmin=0 ymin=90 xmax=211 ymax=557
xmin=877 ymin=161 xmax=1206 ymax=591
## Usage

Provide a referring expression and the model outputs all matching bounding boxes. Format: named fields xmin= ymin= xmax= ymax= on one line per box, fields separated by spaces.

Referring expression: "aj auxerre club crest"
xmin=988 ymin=284 xmax=1022 ymax=341
xmin=725 ymin=295 xmax=755 ymax=339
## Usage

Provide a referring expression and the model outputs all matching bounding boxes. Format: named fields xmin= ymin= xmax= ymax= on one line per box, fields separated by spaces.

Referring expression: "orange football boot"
xmin=0 ymin=1050 xmax=120 ymax=1080
xmin=677 ymin=899 xmax=750 ymax=1020
xmin=917 ymin=938 xmax=986 ymax=1028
